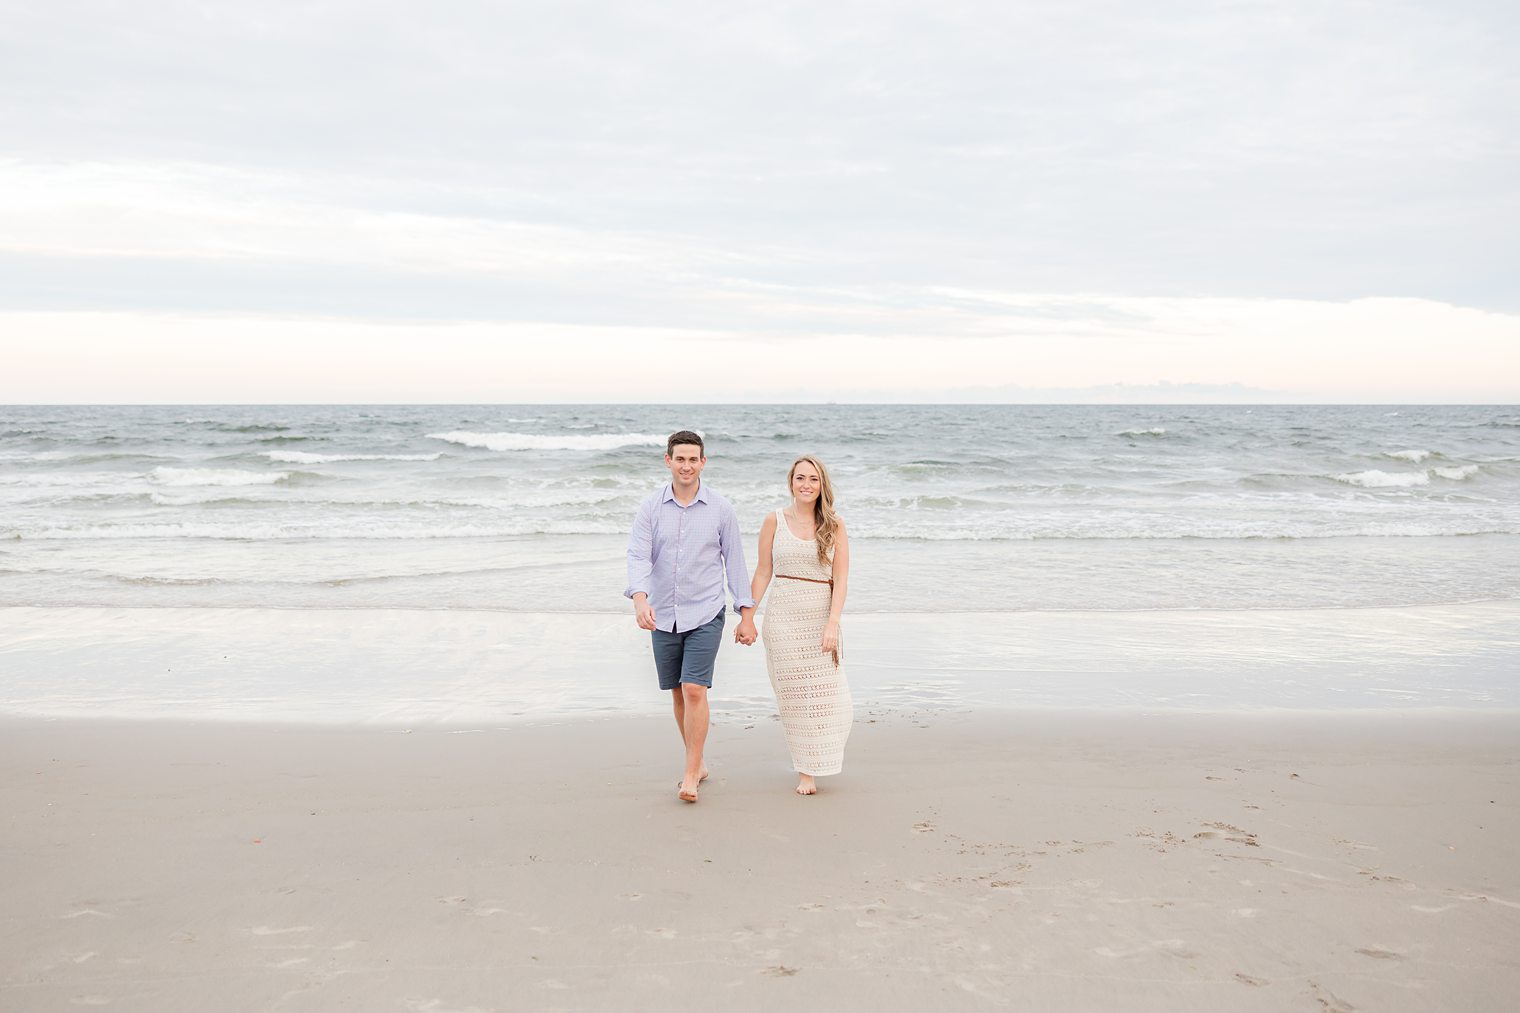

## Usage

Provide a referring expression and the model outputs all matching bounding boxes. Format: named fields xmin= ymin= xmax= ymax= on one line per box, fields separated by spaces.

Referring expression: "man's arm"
xmin=733 ymin=511 xmax=773 ymax=646
xmin=625 ymin=499 xmax=657 ymax=630
xmin=719 ymin=502 xmax=756 ymax=618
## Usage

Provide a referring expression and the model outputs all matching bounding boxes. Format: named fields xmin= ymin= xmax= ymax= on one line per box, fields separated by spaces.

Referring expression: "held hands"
xmin=734 ymin=617 xmax=758 ymax=646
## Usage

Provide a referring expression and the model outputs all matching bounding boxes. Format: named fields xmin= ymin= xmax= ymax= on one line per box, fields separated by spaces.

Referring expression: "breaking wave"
xmin=426 ymin=431 xmax=667 ymax=452
xmin=264 ymin=451 xmax=442 ymax=464
xmin=149 ymin=467 xmax=293 ymax=487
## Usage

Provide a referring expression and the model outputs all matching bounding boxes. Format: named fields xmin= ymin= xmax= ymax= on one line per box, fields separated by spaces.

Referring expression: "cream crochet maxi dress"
xmin=761 ymin=509 xmax=853 ymax=775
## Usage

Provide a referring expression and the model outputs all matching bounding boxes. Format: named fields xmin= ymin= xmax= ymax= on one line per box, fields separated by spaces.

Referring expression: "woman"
xmin=738 ymin=455 xmax=852 ymax=795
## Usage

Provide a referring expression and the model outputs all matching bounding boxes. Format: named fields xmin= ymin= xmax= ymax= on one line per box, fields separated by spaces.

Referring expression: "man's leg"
xmin=671 ymin=688 xmax=712 ymax=784
xmin=676 ymin=612 xmax=724 ymax=796
xmin=679 ymin=682 xmax=709 ymax=795
xmin=670 ymin=687 xmax=686 ymax=736
xmin=652 ymin=630 xmax=692 ymax=769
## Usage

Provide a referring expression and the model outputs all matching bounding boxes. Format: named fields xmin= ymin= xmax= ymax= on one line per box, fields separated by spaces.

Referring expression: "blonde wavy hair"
xmin=789 ymin=455 xmax=839 ymax=567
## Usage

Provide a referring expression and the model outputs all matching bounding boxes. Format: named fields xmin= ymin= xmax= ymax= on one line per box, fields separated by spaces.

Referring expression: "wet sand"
xmin=4 ymin=602 xmax=1518 ymax=723
xmin=3 ymin=710 xmax=1518 ymax=1011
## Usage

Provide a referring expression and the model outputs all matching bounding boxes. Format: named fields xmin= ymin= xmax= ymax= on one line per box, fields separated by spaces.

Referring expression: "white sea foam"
xmin=1333 ymin=470 xmax=1430 ymax=488
xmin=0 ymin=450 xmax=93 ymax=463
xmin=19 ymin=520 xmax=633 ymax=540
xmin=1383 ymin=449 xmax=1432 ymax=463
xmin=149 ymin=492 xmax=231 ymax=507
xmin=1117 ymin=428 xmax=1167 ymax=437
xmin=426 ymin=431 xmax=667 ymax=452
xmin=1434 ymin=464 xmax=1480 ymax=481
xmin=150 ymin=467 xmax=291 ymax=487
xmin=0 ymin=472 xmax=127 ymax=487
xmin=264 ymin=451 xmax=442 ymax=464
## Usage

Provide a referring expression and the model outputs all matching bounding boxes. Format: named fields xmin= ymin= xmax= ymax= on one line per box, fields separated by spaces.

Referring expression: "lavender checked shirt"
xmin=625 ymin=481 xmax=755 ymax=633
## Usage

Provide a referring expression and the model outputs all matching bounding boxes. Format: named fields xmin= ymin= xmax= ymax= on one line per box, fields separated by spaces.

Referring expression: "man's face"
xmin=665 ymin=444 xmax=706 ymax=488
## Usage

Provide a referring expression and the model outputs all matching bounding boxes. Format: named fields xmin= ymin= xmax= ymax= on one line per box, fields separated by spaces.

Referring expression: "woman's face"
xmin=791 ymin=462 xmax=821 ymax=504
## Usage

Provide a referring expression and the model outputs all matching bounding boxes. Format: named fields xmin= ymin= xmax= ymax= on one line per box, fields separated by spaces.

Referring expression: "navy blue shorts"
xmin=650 ymin=611 xmax=726 ymax=690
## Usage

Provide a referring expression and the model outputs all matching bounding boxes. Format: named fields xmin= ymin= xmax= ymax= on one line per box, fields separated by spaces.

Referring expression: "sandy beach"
xmin=4 ymin=405 xmax=1519 ymax=1010
xmin=4 ymin=710 xmax=1518 ymax=1012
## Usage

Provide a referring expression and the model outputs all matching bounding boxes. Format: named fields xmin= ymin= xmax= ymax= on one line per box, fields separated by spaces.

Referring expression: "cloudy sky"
xmin=2 ymin=0 xmax=1516 ymax=403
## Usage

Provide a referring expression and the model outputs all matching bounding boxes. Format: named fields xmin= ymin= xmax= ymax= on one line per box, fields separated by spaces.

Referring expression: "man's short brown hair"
xmin=666 ymin=430 xmax=705 ymax=458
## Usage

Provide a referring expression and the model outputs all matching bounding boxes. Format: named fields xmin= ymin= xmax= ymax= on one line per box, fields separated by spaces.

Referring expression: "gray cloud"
xmin=1 ymin=0 xmax=1516 ymax=372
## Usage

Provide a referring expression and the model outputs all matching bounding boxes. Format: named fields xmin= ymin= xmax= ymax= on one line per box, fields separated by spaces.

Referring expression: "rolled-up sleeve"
xmin=719 ymin=504 xmax=756 ymax=612
xmin=625 ymin=498 xmax=654 ymax=599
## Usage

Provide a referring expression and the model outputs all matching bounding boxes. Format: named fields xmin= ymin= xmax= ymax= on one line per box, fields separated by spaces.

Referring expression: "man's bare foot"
xmin=795 ymin=775 xmax=817 ymax=796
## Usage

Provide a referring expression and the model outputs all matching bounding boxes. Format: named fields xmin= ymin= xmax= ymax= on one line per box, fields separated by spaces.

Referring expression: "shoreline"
xmin=4 ymin=602 xmax=1518 ymax=723
xmin=4 ymin=710 xmax=1518 ymax=1011
xmin=6 ymin=531 xmax=1519 ymax=616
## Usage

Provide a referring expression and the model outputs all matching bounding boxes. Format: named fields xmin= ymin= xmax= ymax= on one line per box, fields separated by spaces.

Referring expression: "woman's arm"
xmin=821 ymin=520 xmax=848 ymax=655
xmin=750 ymin=512 xmax=776 ymax=604
xmin=735 ymin=513 xmax=775 ymax=645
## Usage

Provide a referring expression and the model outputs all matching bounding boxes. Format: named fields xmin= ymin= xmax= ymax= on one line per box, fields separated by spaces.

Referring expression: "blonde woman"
xmin=734 ymin=456 xmax=852 ymax=795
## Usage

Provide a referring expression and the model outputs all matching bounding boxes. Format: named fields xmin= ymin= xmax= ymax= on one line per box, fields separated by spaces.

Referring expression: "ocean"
xmin=3 ymin=404 xmax=1519 ymax=720
xmin=3 ymin=404 xmax=1519 ymax=611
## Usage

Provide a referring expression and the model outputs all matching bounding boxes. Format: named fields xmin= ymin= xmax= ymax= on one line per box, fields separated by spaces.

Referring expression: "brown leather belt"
xmin=776 ymin=574 xmax=833 ymax=587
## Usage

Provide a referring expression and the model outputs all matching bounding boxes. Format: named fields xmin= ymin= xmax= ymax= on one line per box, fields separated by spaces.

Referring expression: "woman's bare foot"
xmin=795 ymin=775 xmax=817 ymax=796
xmin=678 ymin=778 xmax=699 ymax=803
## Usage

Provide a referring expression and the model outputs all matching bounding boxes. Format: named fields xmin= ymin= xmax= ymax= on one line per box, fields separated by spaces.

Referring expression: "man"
xmin=625 ymin=430 xmax=756 ymax=803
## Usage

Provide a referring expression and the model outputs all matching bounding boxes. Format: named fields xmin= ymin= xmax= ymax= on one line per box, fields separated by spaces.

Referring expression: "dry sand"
xmin=3 ymin=711 xmax=1518 ymax=1011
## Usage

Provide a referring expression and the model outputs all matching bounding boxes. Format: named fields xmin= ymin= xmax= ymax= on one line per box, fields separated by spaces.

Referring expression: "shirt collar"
xmin=662 ymin=481 xmax=709 ymax=505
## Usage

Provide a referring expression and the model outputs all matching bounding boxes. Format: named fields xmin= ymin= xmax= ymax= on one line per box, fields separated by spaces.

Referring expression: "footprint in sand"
xmin=1356 ymin=870 xmax=1407 ymax=884
xmin=912 ymin=821 xmax=935 ymax=833
xmin=763 ymin=966 xmax=798 ymax=977
xmin=1195 ymin=822 xmax=1259 ymax=847
xmin=435 ymin=896 xmax=508 ymax=917
xmin=1355 ymin=948 xmax=1402 ymax=961
xmin=404 ymin=1000 xmax=495 ymax=1013
xmin=1234 ymin=973 xmax=1269 ymax=986
xmin=1308 ymin=980 xmax=1355 ymax=1011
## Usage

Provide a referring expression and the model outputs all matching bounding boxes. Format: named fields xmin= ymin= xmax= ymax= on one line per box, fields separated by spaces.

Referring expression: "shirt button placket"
xmin=674 ymin=510 xmax=683 ymax=627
